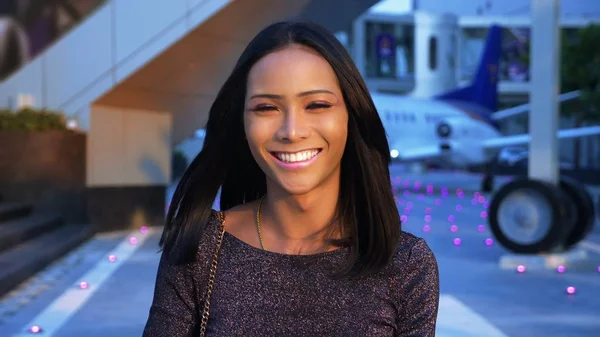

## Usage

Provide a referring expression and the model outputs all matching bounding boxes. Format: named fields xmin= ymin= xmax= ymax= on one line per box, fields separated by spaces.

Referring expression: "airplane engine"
xmin=435 ymin=117 xmax=488 ymax=166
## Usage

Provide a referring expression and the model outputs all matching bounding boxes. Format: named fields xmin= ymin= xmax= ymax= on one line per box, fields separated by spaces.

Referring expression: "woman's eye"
xmin=252 ymin=105 xmax=277 ymax=112
xmin=307 ymin=102 xmax=332 ymax=110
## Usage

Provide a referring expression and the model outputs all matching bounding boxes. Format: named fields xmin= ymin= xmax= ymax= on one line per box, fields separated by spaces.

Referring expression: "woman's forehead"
xmin=246 ymin=45 xmax=340 ymax=95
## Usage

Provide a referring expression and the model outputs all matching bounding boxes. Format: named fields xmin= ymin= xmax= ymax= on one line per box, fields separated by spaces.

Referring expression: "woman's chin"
xmin=271 ymin=177 xmax=318 ymax=196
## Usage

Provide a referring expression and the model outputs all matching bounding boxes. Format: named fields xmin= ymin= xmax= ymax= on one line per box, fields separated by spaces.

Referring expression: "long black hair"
xmin=161 ymin=21 xmax=401 ymax=278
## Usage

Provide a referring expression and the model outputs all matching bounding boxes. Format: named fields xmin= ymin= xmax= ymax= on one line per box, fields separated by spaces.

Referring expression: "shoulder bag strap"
xmin=199 ymin=211 xmax=226 ymax=337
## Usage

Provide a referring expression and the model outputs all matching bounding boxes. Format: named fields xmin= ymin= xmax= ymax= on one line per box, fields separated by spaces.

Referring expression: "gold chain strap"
xmin=256 ymin=195 xmax=267 ymax=251
xmin=199 ymin=211 xmax=226 ymax=337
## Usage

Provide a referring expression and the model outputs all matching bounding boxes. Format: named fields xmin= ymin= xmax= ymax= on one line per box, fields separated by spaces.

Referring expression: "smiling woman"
xmin=244 ymin=45 xmax=348 ymax=200
xmin=143 ymin=21 xmax=439 ymax=337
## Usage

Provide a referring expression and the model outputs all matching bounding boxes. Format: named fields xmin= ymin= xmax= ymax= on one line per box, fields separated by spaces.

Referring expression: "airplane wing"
xmin=482 ymin=125 xmax=600 ymax=149
xmin=490 ymin=90 xmax=580 ymax=121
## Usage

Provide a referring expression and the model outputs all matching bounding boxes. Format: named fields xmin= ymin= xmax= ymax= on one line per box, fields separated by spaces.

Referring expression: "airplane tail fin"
xmin=436 ymin=24 xmax=503 ymax=112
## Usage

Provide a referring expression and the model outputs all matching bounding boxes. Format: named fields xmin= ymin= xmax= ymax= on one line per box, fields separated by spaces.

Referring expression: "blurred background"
xmin=0 ymin=0 xmax=599 ymax=336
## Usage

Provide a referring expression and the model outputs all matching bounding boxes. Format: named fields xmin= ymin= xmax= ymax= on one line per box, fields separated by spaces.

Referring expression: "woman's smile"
xmin=269 ymin=148 xmax=322 ymax=169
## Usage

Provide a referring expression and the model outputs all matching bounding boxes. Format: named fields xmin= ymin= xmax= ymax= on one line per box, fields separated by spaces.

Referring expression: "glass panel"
xmin=460 ymin=25 xmax=590 ymax=87
xmin=459 ymin=27 xmax=488 ymax=82
xmin=365 ymin=21 xmax=414 ymax=79
xmin=429 ymin=36 xmax=437 ymax=70
xmin=0 ymin=0 xmax=107 ymax=81
xmin=460 ymin=26 xmax=576 ymax=83
xmin=500 ymin=27 xmax=530 ymax=82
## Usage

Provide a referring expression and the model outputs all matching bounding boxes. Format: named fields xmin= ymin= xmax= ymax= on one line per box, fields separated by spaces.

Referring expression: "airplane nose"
xmin=437 ymin=122 xmax=452 ymax=138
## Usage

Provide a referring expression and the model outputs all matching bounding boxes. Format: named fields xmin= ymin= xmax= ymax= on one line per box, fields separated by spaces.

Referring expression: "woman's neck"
xmin=260 ymin=175 xmax=341 ymax=254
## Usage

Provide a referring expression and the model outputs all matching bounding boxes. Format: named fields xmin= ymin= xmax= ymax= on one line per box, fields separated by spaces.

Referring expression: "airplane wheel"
xmin=488 ymin=178 xmax=568 ymax=254
xmin=481 ymin=174 xmax=494 ymax=193
xmin=559 ymin=176 xmax=596 ymax=249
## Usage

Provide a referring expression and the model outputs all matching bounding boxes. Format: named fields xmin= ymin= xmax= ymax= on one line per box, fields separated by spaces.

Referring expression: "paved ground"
xmin=1 ymin=168 xmax=599 ymax=337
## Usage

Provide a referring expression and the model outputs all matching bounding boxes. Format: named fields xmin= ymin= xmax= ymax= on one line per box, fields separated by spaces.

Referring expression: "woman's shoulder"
xmin=398 ymin=231 xmax=435 ymax=257
xmin=155 ymin=209 xmax=223 ymax=271
xmin=192 ymin=209 xmax=226 ymax=256
xmin=378 ymin=232 xmax=439 ymax=306
xmin=389 ymin=231 xmax=438 ymax=276
xmin=205 ymin=209 xmax=224 ymax=229
xmin=197 ymin=209 xmax=227 ymax=238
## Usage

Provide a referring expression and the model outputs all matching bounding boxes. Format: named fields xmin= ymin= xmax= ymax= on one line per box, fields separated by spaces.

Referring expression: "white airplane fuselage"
xmin=372 ymin=92 xmax=502 ymax=166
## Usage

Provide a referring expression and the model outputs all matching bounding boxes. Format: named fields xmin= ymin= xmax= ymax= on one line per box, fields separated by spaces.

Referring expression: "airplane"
xmin=372 ymin=24 xmax=600 ymax=191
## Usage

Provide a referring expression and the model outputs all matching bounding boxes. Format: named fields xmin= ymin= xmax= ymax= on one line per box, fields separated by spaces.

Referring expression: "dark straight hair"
xmin=161 ymin=21 xmax=401 ymax=278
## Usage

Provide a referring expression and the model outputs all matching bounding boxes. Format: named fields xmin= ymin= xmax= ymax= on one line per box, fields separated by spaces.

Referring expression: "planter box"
xmin=0 ymin=130 xmax=87 ymax=224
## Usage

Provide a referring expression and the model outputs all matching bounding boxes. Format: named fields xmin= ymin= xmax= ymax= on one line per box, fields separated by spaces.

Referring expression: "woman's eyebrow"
xmin=249 ymin=89 xmax=335 ymax=100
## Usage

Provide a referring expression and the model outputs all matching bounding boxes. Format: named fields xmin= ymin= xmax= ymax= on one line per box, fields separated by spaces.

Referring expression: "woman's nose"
xmin=276 ymin=109 xmax=310 ymax=143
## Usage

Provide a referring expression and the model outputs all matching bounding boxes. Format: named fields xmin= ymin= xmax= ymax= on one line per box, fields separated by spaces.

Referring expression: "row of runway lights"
xmin=27 ymin=227 xmax=149 ymax=334
xmin=391 ymin=177 xmax=598 ymax=297
xmin=26 ymin=179 xmax=594 ymax=334
xmin=394 ymin=184 xmax=490 ymax=247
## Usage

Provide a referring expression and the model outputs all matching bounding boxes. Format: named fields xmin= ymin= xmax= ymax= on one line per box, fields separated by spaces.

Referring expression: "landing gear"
xmin=488 ymin=178 xmax=567 ymax=253
xmin=481 ymin=162 xmax=494 ymax=193
xmin=559 ymin=176 xmax=596 ymax=250
xmin=481 ymin=174 xmax=494 ymax=193
xmin=488 ymin=177 xmax=595 ymax=254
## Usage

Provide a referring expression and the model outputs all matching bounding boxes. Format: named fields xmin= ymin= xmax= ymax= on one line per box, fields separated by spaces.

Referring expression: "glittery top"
xmin=143 ymin=211 xmax=439 ymax=336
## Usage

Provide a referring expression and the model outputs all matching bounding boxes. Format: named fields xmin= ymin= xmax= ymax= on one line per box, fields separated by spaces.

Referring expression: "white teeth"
xmin=274 ymin=150 xmax=319 ymax=163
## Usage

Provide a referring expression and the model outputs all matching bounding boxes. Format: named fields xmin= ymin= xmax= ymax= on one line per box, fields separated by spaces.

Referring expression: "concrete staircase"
xmin=0 ymin=195 xmax=92 ymax=297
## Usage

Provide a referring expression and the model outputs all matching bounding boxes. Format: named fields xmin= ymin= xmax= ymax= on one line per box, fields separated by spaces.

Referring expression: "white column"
xmin=353 ymin=17 xmax=366 ymax=77
xmin=528 ymin=0 xmax=560 ymax=184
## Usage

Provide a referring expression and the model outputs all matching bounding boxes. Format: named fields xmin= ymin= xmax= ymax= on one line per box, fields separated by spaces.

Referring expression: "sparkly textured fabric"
xmin=143 ymin=211 xmax=439 ymax=336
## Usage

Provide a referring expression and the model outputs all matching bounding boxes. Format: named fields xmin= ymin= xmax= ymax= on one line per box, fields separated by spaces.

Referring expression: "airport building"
xmin=346 ymin=0 xmax=600 ymax=168
xmin=348 ymin=0 xmax=600 ymax=101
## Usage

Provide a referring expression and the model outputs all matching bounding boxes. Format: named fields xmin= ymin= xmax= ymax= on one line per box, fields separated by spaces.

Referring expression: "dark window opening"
xmin=429 ymin=36 xmax=437 ymax=70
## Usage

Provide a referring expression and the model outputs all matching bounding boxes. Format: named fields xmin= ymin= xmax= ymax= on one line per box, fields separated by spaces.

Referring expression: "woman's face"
xmin=244 ymin=44 xmax=348 ymax=196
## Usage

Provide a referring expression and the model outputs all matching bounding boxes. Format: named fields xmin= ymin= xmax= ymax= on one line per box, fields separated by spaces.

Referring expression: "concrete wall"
xmin=86 ymin=105 xmax=171 ymax=232
xmin=87 ymin=105 xmax=172 ymax=187
xmin=0 ymin=130 xmax=87 ymax=224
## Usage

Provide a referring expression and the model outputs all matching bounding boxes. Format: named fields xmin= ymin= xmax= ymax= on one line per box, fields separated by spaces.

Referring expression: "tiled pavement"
xmin=1 ymin=172 xmax=599 ymax=337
